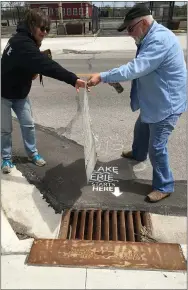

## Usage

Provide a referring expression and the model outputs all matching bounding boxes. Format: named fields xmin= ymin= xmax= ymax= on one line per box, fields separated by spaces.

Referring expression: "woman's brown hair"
xmin=24 ymin=8 xmax=51 ymax=33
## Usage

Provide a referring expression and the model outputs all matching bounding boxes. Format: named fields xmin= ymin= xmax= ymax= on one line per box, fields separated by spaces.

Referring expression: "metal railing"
xmin=1 ymin=4 xmax=100 ymax=36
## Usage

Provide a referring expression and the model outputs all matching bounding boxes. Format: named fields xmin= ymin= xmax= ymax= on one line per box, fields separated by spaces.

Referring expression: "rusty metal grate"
xmin=27 ymin=239 xmax=187 ymax=271
xmin=58 ymin=209 xmax=151 ymax=242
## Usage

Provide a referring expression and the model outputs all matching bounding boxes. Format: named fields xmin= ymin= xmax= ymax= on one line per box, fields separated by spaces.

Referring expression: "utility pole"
xmin=57 ymin=1 xmax=66 ymax=36
xmin=58 ymin=1 xmax=63 ymax=23
xmin=149 ymin=2 xmax=154 ymax=15
xmin=113 ymin=1 xmax=115 ymax=17
xmin=80 ymin=1 xmax=85 ymax=35
xmin=168 ymin=1 xmax=175 ymax=21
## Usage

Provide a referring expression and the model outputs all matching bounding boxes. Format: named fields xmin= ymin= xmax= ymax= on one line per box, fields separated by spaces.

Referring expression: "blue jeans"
xmin=132 ymin=114 xmax=181 ymax=193
xmin=1 ymin=97 xmax=38 ymax=160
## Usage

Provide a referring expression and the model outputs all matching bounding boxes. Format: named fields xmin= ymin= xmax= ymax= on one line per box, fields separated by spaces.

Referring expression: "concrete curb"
xmin=1 ymin=207 xmax=63 ymax=255
xmin=1 ymin=166 xmax=62 ymax=246
xmin=1 ymin=209 xmax=34 ymax=255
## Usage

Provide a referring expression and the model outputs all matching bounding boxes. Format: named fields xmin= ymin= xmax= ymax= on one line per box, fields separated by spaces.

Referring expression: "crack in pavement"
xmin=62 ymin=49 xmax=102 ymax=55
xmin=87 ymin=53 xmax=96 ymax=72
xmin=61 ymin=37 xmax=99 ymax=55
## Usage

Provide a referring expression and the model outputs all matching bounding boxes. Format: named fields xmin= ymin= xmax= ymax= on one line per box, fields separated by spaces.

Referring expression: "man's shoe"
xmin=145 ymin=190 xmax=171 ymax=203
xmin=121 ymin=150 xmax=135 ymax=159
xmin=1 ymin=160 xmax=14 ymax=174
xmin=121 ymin=150 xmax=147 ymax=162
xmin=28 ymin=154 xmax=46 ymax=167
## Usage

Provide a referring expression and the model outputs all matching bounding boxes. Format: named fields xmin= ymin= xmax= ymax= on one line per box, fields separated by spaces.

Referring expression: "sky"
xmin=92 ymin=1 xmax=186 ymax=7
xmin=92 ymin=1 xmax=135 ymax=7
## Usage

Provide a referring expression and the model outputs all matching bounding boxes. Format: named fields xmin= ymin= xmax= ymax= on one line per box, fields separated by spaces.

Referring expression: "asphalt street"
xmin=12 ymin=55 xmax=187 ymax=215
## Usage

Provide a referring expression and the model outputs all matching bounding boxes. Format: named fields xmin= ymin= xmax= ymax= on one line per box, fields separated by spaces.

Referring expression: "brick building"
xmin=28 ymin=1 xmax=93 ymax=20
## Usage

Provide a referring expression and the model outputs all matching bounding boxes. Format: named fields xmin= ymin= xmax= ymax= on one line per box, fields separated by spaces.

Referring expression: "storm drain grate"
xmin=58 ymin=209 xmax=151 ymax=242
xmin=27 ymin=209 xmax=187 ymax=270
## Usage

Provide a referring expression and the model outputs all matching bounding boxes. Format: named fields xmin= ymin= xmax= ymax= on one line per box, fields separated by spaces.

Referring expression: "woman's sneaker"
xmin=28 ymin=154 xmax=46 ymax=167
xmin=1 ymin=160 xmax=14 ymax=174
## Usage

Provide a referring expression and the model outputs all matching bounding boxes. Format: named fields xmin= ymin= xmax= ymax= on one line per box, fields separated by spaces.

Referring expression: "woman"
xmin=1 ymin=9 xmax=86 ymax=173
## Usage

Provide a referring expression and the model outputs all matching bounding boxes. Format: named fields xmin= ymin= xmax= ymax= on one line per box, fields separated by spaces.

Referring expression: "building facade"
xmin=28 ymin=1 xmax=93 ymax=20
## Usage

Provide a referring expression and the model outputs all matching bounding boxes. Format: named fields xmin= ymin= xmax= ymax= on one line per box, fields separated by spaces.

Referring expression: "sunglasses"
xmin=127 ymin=20 xmax=143 ymax=33
xmin=40 ymin=26 xmax=50 ymax=33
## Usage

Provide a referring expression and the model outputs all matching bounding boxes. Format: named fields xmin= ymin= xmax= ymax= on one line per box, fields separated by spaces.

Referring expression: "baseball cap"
xmin=117 ymin=3 xmax=151 ymax=32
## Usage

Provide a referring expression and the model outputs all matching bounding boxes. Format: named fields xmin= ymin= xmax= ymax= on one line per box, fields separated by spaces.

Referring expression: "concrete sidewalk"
xmin=1 ymin=35 xmax=186 ymax=55
xmin=2 ymin=254 xmax=187 ymax=289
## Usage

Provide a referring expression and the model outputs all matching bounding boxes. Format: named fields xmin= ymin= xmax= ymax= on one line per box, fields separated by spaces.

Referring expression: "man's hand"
xmin=75 ymin=79 xmax=87 ymax=92
xmin=87 ymin=73 xmax=101 ymax=87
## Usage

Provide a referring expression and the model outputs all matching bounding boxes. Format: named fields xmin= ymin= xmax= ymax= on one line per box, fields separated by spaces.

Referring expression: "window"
xmin=79 ymin=8 xmax=83 ymax=16
xmin=73 ymin=8 xmax=78 ymax=15
xmin=67 ymin=8 xmax=72 ymax=16
xmin=62 ymin=8 xmax=65 ymax=16
xmin=40 ymin=7 xmax=48 ymax=15
xmin=49 ymin=8 xmax=53 ymax=16
xmin=55 ymin=8 xmax=59 ymax=16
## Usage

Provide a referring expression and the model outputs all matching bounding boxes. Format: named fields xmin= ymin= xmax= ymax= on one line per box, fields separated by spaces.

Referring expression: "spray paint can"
xmin=109 ymin=82 xmax=124 ymax=94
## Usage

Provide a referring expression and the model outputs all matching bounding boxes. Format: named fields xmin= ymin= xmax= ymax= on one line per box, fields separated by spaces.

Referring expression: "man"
xmin=87 ymin=4 xmax=187 ymax=202
xmin=1 ymin=9 xmax=86 ymax=174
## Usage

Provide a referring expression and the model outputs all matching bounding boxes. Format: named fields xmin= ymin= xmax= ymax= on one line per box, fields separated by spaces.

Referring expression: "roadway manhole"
xmin=58 ymin=209 xmax=152 ymax=242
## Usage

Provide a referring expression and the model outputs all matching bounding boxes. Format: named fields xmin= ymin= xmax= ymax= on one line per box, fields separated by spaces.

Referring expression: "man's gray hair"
xmin=134 ymin=15 xmax=154 ymax=24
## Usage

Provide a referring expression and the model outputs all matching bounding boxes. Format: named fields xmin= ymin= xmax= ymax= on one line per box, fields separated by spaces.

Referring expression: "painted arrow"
xmin=112 ymin=187 xmax=123 ymax=197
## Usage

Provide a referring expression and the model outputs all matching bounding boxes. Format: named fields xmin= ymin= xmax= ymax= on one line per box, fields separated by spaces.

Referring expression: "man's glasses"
xmin=127 ymin=20 xmax=143 ymax=33
xmin=40 ymin=26 xmax=50 ymax=33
